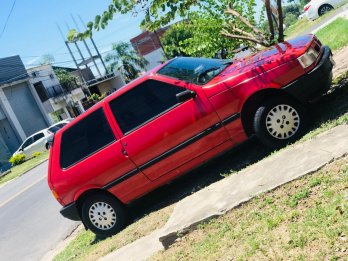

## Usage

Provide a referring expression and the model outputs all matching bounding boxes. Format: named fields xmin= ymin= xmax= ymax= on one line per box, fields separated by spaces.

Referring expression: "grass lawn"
xmin=285 ymin=12 xmax=332 ymax=38
xmin=0 ymin=151 xmax=49 ymax=185
xmin=150 ymin=156 xmax=348 ymax=260
xmin=316 ymin=18 xmax=348 ymax=51
xmin=53 ymin=204 xmax=174 ymax=261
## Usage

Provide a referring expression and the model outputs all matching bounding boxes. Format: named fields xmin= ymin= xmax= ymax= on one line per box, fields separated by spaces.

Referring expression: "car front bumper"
xmin=283 ymin=45 xmax=334 ymax=103
xmin=60 ymin=202 xmax=80 ymax=221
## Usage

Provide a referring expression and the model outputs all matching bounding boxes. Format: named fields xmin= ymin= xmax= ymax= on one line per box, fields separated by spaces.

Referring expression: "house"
xmin=27 ymin=64 xmax=86 ymax=121
xmin=0 ymin=55 xmax=51 ymax=171
xmin=53 ymin=66 xmax=125 ymax=110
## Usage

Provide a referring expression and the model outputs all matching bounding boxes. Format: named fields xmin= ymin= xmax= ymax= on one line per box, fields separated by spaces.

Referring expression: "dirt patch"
xmin=333 ymin=45 xmax=348 ymax=78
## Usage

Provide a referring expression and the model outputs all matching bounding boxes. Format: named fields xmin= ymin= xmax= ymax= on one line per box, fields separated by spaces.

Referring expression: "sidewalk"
xmin=100 ymin=124 xmax=348 ymax=261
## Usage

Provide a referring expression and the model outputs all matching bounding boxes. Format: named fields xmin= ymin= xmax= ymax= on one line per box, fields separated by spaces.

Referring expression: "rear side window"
xmin=109 ymin=80 xmax=184 ymax=133
xmin=33 ymin=133 xmax=44 ymax=142
xmin=60 ymin=108 xmax=115 ymax=169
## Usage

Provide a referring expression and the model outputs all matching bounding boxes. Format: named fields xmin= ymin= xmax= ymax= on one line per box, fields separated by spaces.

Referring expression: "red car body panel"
xmin=47 ymin=34 xmax=334 ymax=220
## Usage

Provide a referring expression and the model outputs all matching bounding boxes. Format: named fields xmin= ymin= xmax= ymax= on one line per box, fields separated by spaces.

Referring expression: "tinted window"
xmin=109 ymin=80 xmax=184 ymax=133
xmin=48 ymin=123 xmax=66 ymax=133
xmin=33 ymin=133 xmax=44 ymax=142
xmin=60 ymin=108 xmax=115 ymax=169
xmin=158 ymin=57 xmax=232 ymax=85
xmin=22 ymin=137 xmax=33 ymax=149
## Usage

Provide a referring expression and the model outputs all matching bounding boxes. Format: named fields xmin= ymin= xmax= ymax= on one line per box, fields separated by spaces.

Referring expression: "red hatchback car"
xmin=48 ymin=34 xmax=334 ymax=236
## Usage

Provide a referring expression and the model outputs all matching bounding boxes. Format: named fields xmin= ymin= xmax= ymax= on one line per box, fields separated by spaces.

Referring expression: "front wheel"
xmin=253 ymin=97 xmax=307 ymax=149
xmin=81 ymin=193 xmax=127 ymax=237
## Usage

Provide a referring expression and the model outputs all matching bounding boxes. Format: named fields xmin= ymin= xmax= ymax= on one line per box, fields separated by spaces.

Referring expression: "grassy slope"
xmin=0 ymin=151 xmax=49 ymax=185
xmin=150 ymin=156 xmax=348 ymax=260
xmin=316 ymin=17 xmax=348 ymax=51
xmin=53 ymin=204 xmax=174 ymax=261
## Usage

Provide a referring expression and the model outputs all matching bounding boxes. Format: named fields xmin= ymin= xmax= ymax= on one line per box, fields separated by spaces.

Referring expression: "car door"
xmin=107 ymin=77 xmax=230 ymax=181
xmin=21 ymin=137 xmax=34 ymax=156
xmin=30 ymin=132 xmax=46 ymax=154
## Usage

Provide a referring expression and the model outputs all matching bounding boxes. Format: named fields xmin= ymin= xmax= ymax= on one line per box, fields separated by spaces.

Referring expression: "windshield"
xmin=157 ymin=57 xmax=232 ymax=85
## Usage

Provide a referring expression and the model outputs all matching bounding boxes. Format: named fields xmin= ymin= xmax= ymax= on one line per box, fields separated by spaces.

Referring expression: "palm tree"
xmin=104 ymin=42 xmax=148 ymax=83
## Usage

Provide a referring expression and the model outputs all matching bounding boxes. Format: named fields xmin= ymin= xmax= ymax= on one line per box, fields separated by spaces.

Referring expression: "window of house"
xmin=109 ymin=80 xmax=185 ymax=134
xmin=60 ymin=108 xmax=115 ymax=169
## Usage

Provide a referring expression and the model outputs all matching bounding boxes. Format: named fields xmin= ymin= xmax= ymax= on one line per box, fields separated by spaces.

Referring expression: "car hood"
xmin=208 ymin=34 xmax=314 ymax=86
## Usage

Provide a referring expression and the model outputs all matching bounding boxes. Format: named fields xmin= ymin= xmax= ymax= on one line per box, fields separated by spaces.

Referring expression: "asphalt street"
xmin=0 ymin=161 xmax=79 ymax=261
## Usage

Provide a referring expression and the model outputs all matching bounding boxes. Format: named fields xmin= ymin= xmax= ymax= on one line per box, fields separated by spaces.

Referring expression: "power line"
xmin=0 ymin=0 xmax=17 ymax=39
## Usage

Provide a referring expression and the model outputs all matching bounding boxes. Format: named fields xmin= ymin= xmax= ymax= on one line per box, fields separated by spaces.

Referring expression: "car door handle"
xmin=122 ymin=149 xmax=128 ymax=156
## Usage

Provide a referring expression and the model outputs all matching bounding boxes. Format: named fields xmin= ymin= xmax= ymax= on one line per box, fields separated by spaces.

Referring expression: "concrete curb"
xmin=99 ymin=124 xmax=348 ymax=261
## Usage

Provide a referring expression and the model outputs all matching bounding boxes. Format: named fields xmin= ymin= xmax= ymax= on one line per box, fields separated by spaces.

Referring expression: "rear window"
xmin=48 ymin=123 xmax=66 ymax=133
xmin=60 ymin=108 xmax=115 ymax=169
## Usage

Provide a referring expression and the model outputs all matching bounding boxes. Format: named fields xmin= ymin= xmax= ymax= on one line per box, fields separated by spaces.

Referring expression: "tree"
xmin=68 ymin=0 xmax=199 ymax=41
xmin=221 ymin=0 xmax=284 ymax=47
xmin=54 ymin=69 xmax=79 ymax=91
xmin=68 ymin=0 xmax=284 ymax=49
xmin=104 ymin=42 xmax=148 ymax=83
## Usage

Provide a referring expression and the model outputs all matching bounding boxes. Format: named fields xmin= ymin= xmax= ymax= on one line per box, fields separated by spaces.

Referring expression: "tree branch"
xmin=225 ymin=8 xmax=263 ymax=36
xmin=221 ymin=30 xmax=270 ymax=47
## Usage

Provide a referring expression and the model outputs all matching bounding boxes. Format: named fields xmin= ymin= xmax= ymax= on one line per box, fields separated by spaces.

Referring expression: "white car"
xmin=305 ymin=0 xmax=347 ymax=20
xmin=13 ymin=119 xmax=73 ymax=157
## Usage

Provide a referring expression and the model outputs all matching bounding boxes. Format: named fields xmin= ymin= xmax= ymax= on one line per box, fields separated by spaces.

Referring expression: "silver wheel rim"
xmin=266 ymin=104 xmax=300 ymax=140
xmin=320 ymin=6 xmax=331 ymax=15
xmin=89 ymin=202 xmax=116 ymax=230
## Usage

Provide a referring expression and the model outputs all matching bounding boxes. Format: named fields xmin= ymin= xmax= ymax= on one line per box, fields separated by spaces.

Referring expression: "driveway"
xmin=0 ymin=161 xmax=79 ymax=261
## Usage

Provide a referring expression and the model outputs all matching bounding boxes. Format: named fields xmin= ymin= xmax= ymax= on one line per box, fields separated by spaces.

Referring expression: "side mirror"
xmin=176 ymin=90 xmax=196 ymax=103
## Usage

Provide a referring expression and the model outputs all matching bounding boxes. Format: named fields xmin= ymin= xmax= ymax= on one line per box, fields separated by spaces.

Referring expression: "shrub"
xmin=9 ymin=154 xmax=26 ymax=166
xmin=32 ymin=152 xmax=42 ymax=158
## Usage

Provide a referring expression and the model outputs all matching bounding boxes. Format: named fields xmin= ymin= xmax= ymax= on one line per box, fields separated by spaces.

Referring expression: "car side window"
xmin=109 ymin=80 xmax=185 ymax=134
xmin=22 ymin=137 xmax=33 ymax=149
xmin=60 ymin=108 xmax=116 ymax=169
xmin=33 ymin=133 xmax=44 ymax=142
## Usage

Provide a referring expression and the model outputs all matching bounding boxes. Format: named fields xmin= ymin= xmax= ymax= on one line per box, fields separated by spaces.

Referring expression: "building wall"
xmin=3 ymin=82 xmax=48 ymax=136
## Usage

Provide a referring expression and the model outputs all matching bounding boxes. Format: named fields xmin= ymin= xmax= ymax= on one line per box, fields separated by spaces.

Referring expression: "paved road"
xmin=0 ymin=161 xmax=79 ymax=261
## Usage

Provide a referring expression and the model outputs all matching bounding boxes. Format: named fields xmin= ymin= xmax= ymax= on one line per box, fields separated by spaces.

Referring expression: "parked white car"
xmin=305 ymin=0 xmax=347 ymax=20
xmin=12 ymin=119 xmax=73 ymax=157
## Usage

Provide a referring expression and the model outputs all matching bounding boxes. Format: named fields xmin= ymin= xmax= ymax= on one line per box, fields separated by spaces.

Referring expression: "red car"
xmin=48 ymin=34 xmax=334 ymax=236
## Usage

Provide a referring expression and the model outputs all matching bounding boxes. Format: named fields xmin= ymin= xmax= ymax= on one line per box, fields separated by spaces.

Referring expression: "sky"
xmin=0 ymin=0 xmax=145 ymax=69
xmin=0 ymin=0 xmax=263 ymax=71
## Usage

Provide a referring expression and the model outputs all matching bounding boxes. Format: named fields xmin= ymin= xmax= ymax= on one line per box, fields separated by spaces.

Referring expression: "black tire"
xmin=318 ymin=4 xmax=333 ymax=16
xmin=253 ymin=97 xmax=307 ymax=149
xmin=81 ymin=193 xmax=126 ymax=237
xmin=45 ymin=143 xmax=50 ymax=150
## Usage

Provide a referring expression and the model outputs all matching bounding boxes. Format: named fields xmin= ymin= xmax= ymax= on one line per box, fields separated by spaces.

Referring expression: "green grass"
xmin=53 ymin=204 xmax=174 ymax=261
xmin=0 ymin=151 xmax=49 ymax=185
xmin=285 ymin=12 xmax=332 ymax=38
xmin=151 ymin=157 xmax=348 ymax=260
xmin=316 ymin=18 xmax=348 ymax=51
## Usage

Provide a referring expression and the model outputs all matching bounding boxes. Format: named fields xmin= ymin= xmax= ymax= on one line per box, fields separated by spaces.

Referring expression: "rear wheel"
xmin=318 ymin=4 xmax=333 ymax=16
xmin=81 ymin=193 xmax=126 ymax=237
xmin=253 ymin=97 xmax=307 ymax=148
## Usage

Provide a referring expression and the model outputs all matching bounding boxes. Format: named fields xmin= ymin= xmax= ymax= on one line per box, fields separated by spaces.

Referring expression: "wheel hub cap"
xmin=266 ymin=104 xmax=300 ymax=140
xmin=89 ymin=202 xmax=116 ymax=230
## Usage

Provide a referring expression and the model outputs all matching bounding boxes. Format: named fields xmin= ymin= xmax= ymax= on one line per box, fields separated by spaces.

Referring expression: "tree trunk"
xmin=276 ymin=0 xmax=284 ymax=42
xmin=264 ymin=0 xmax=275 ymax=43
